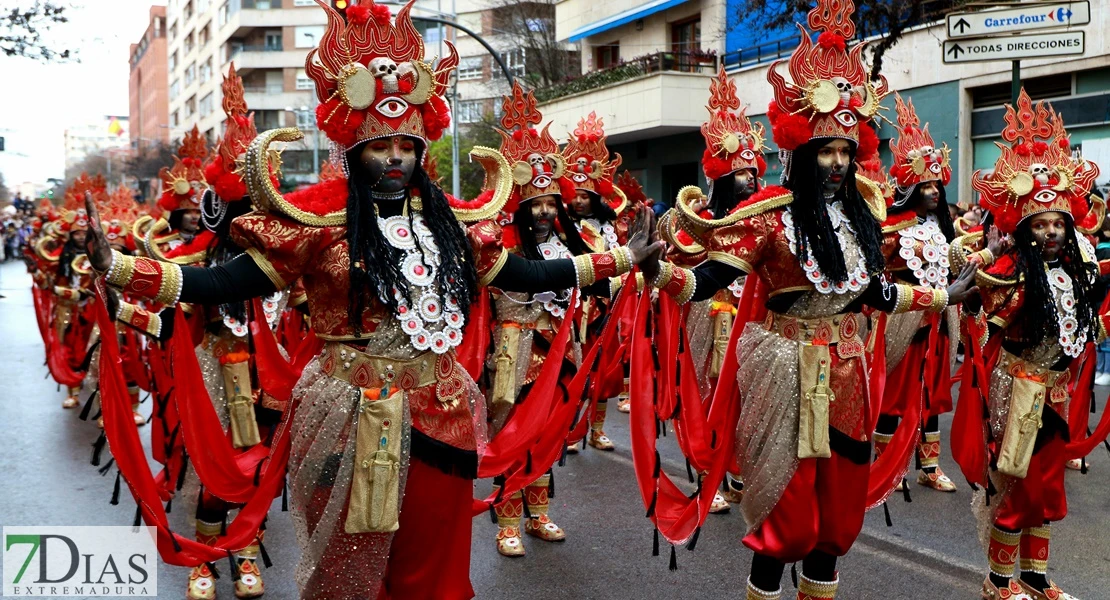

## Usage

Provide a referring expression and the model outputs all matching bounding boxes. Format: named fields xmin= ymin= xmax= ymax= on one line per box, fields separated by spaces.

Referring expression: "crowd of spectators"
xmin=1 ymin=194 xmax=36 ymax=263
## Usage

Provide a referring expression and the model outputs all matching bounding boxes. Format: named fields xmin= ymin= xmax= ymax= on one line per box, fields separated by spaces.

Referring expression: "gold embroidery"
xmin=246 ymin=247 xmax=287 ymax=289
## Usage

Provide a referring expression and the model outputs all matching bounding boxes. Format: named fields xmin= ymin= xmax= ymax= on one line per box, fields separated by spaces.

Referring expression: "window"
xmin=200 ymin=92 xmax=214 ymax=117
xmin=223 ymin=40 xmax=243 ymax=63
xmin=456 ymin=100 xmax=484 ymax=124
xmin=168 ymin=50 xmax=178 ymax=71
xmin=265 ymin=31 xmax=282 ymax=49
xmin=671 ymin=16 xmax=701 ymax=53
xmin=171 ymin=110 xmax=180 ymax=127
xmin=294 ymin=26 xmax=324 ymax=48
xmin=169 ymin=22 xmax=178 ymax=41
xmin=218 ymin=2 xmax=230 ymax=27
xmin=170 ymin=78 xmax=181 ymax=100
xmin=492 ymin=48 xmax=525 ymax=79
xmin=294 ymin=0 xmax=317 ymax=5
xmin=184 ymin=0 xmax=194 ymax=21
xmin=595 ymin=41 xmax=619 ymax=69
xmin=184 ymin=30 xmax=194 ymax=54
xmin=184 ymin=62 xmax=196 ymax=85
xmin=255 ymin=0 xmax=272 ymax=9
xmin=971 ymin=73 xmax=1072 ymax=108
xmin=457 ymin=13 xmax=480 ymax=36
xmin=295 ymin=110 xmax=315 ymax=129
xmin=458 ymin=57 xmax=483 ymax=81
xmin=295 ymin=69 xmax=314 ymax=90
xmin=199 ymin=24 xmax=210 ymax=47
xmin=199 ymin=58 xmax=213 ymax=83
xmin=185 ymin=95 xmax=197 ymax=118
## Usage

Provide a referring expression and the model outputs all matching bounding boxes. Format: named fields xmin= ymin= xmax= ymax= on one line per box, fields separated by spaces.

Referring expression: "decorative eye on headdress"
xmin=1033 ymin=189 xmax=1058 ymax=204
xmin=833 ymin=109 xmax=858 ymax=128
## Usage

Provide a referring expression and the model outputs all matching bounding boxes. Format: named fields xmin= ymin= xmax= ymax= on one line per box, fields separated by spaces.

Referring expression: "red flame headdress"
xmin=204 ymin=63 xmax=257 ymax=202
xmin=616 ymin=170 xmax=649 ymax=208
xmin=766 ymin=0 xmax=885 ymax=165
xmin=973 ymin=89 xmax=1101 ymax=234
xmin=60 ymin=173 xmax=107 ymax=233
xmin=702 ymin=67 xmax=767 ymax=182
xmin=497 ymin=82 xmax=572 ymax=215
xmin=305 ymin=0 xmax=456 ymax=153
xmin=158 ymin=126 xmax=209 ymax=214
xmin=563 ymin=111 xmax=620 ymax=201
xmin=856 ymin=156 xmax=895 ymax=208
xmin=888 ymin=93 xmax=950 ymax=203
xmin=99 ymin=186 xmax=142 ymax=248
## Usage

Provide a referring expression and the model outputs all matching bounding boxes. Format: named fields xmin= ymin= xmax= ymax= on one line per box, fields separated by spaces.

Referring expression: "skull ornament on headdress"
xmin=766 ymin=0 xmax=885 ymax=168
xmin=204 ymin=63 xmax=258 ymax=202
xmin=563 ymin=111 xmax=620 ymax=201
xmin=60 ymin=173 xmax=107 ymax=234
xmin=305 ymin=0 xmax=456 ymax=156
xmin=702 ymin=67 xmax=767 ymax=182
xmin=973 ymin=88 xmax=1101 ymax=234
xmin=98 ymin=186 xmax=142 ymax=249
xmin=497 ymin=82 xmax=572 ymax=216
xmin=888 ymin=93 xmax=950 ymax=205
xmin=158 ymin=126 xmax=209 ymax=214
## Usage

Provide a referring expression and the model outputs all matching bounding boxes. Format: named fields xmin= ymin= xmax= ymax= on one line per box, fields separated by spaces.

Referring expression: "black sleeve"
xmin=688 ymin=260 xmax=745 ymax=302
xmin=859 ymin=277 xmax=901 ymax=312
xmin=179 ymin=253 xmax=279 ymax=305
xmin=488 ymin=253 xmax=580 ymax=293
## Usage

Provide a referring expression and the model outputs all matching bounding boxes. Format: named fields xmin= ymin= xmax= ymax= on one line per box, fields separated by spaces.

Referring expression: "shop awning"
xmin=567 ymin=0 xmax=690 ymax=42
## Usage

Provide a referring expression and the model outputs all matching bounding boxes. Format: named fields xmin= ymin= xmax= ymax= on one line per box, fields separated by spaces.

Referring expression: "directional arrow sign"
xmin=942 ymin=30 xmax=1084 ymax=64
xmin=947 ymin=1 xmax=1090 ymax=39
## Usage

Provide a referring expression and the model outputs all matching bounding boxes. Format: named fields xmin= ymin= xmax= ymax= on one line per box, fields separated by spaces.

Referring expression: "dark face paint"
xmin=360 ymin=135 xmax=418 ymax=194
xmin=530 ymin=195 xmax=558 ymax=240
xmin=570 ymin=190 xmax=593 ymax=218
xmin=180 ymin=209 xmax=201 ymax=234
xmin=1029 ymin=211 xmax=1067 ymax=262
xmin=816 ymin=139 xmax=852 ymax=196
xmin=918 ymin=181 xmax=940 ymax=213
xmin=733 ymin=168 xmax=756 ymax=200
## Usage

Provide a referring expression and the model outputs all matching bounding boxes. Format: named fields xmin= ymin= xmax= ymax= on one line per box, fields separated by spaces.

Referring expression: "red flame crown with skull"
xmin=497 ymin=82 xmax=573 ymax=215
xmin=204 ymin=62 xmax=258 ymax=202
xmin=60 ymin=173 xmax=107 ymax=234
xmin=158 ymin=126 xmax=209 ymax=214
xmin=888 ymin=93 xmax=950 ymax=201
xmin=563 ymin=112 xmax=621 ymax=200
xmin=973 ymin=88 xmax=1101 ymax=234
xmin=702 ymin=67 xmax=767 ymax=182
xmin=305 ymin=0 xmax=456 ymax=152
xmin=766 ymin=0 xmax=885 ymax=162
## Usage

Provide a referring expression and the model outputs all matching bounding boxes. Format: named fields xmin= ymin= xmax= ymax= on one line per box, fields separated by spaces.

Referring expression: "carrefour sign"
xmin=947 ymin=1 xmax=1090 ymax=39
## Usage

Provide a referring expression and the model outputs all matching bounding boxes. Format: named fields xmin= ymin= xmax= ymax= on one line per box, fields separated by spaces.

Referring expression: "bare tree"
xmin=1 ymin=1 xmax=74 ymax=62
xmin=735 ymin=0 xmax=970 ymax=80
xmin=484 ymin=0 xmax=579 ymax=88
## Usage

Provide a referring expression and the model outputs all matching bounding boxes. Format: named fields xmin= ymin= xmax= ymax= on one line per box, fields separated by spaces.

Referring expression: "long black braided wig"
xmin=1008 ymin=215 xmax=1099 ymax=348
xmin=512 ymin=195 xmax=590 ymax=261
xmin=57 ymin=236 xmax=86 ymax=282
xmin=345 ymin=142 xmax=478 ymax=335
xmin=785 ymin=139 xmax=885 ymax=283
xmin=204 ymin=190 xmax=252 ymax=323
xmin=889 ymin=183 xmax=957 ymax=242
xmin=708 ymin=169 xmax=760 ymax=219
xmin=566 ymin=190 xmax=618 ymax=224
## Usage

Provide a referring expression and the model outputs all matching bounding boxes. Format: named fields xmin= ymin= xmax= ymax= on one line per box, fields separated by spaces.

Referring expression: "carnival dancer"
xmin=640 ymin=0 xmax=979 ymax=596
xmin=561 ymin=111 xmax=638 ymax=452
xmin=485 ymin=84 xmax=621 ymax=556
xmin=83 ymin=2 xmax=659 ymax=597
xmin=953 ymin=90 xmax=1103 ymax=600
xmin=872 ymin=94 xmax=961 ymax=494
xmin=132 ymin=125 xmax=211 ymax=264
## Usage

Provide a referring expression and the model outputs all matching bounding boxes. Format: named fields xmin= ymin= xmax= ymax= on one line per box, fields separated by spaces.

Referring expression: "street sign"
xmin=943 ymin=30 xmax=1084 ymax=64
xmin=947 ymin=1 xmax=1090 ymax=39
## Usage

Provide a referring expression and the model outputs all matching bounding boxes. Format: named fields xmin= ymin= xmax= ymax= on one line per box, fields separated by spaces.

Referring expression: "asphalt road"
xmin=2 ymin=260 xmax=1108 ymax=599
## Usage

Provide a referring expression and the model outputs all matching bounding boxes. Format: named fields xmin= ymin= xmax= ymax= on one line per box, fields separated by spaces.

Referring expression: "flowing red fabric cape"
xmin=95 ymin=283 xmax=290 ymax=566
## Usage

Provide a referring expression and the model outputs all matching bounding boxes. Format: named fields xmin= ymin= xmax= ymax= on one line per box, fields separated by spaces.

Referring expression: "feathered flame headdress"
xmin=766 ymin=0 xmax=885 ymax=164
xmin=305 ymin=0 xmax=456 ymax=153
xmin=889 ymin=94 xmax=950 ymax=203
xmin=702 ymin=67 xmax=767 ymax=182
xmin=158 ymin=126 xmax=209 ymax=214
xmin=563 ymin=111 xmax=620 ymax=201
xmin=616 ymin=170 xmax=649 ymax=208
xmin=497 ymin=82 xmax=572 ymax=215
xmin=60 ymin=173 xmax=107 ymax=233
xmin=973 ymin=89 xmax=1101 ymax=234
xmin=204 ymin=63 xmax=257 ymax=202
xmin=856 ymin=156 xmax=895 ymax=208
xmin=99 ymin=186 xmax=142 ymax=249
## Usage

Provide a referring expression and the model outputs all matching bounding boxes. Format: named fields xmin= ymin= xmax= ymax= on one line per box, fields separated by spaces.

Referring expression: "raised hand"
xmin=626 ymin=208 xmax=664 ymax=270
xmin=84 ymin=191 xmax=113 ymax=272
xmin=985 ymin=226 xmax=1011 ymax=258
xmin=945 ymin=262 xmax=979 ymax=305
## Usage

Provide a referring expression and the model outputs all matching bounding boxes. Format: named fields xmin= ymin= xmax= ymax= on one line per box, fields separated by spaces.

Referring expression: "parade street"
xmin=2 ymin=260 xmax=1108 ymax=600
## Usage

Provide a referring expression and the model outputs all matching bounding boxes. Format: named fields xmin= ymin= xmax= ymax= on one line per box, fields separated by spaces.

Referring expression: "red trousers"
xmin=743 ymin=450 xmax=869 ymax=562
xmin=994 ymin=433 xmax=1068 ymax=531
xmin=882 ymin=331 xmax=953 ymax=419
xmin=379 ymin=458 xmax=475 ymax=600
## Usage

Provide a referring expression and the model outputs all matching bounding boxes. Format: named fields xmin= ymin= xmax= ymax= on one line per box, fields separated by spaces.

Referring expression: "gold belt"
xmin=498 ymin=312 xmax=554 ymax=332
xmin=319 ymin=342 xmax=440 ymax=391
xmin=763 ymin=312 xmax=864 ymax=358
xmin=999 ymin=351 xmax=1069 ymax=404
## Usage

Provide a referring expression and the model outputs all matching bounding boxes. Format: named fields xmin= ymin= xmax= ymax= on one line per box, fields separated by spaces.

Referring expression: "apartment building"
xmin=165 ymin=0 xmax=326 ymax=183
xmin=540 ymin=0 xmax=1110 ymax=205
xmin=129 ymin=6 xmax=171 ymax=154
xmin=64 ymin=117 xmax=131 ymax=172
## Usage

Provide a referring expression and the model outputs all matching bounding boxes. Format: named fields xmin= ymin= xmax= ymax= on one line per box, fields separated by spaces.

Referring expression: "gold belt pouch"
xmin=798 ymin=343 xmax=833 ymax=459
xmin=711 ymin=310 xmax=733 ymax=378
xmin=345 ymin=388 xmax=404 ymax=533
xmin=490 ymin=324 xmax=522 ymax=422
xmin=222 ymin=360 xmax=261 ymax=449
xmin=996 ymin=375 xmax=1046 ymax=479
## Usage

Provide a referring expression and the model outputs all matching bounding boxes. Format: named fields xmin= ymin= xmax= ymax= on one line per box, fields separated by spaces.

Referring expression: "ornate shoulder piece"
xmin=245 ymin=128 xmax=347 ymax=227
xmin=450 ymin=145 xmax=512 ymax=223
xmin=881 ymin=210 xmax=916 ymax=234
xmin=675 ymin=184 xmax=792 ymax=244
xmin=855 ymin=173 xmax=886 ymax=222
xmin=659 ymin=209 xmax=705 ymax=254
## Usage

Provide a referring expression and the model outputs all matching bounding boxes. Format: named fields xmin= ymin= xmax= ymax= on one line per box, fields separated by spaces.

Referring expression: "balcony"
xmin=535 ymin=52 xmax=718 ymax=144
xmin=228 ymin=44 xmax=307 ymax=71
xmin=227 ymin=7 xmax=327 ymax=37
xmin=243 ymin=86 xmax=314 ymax=111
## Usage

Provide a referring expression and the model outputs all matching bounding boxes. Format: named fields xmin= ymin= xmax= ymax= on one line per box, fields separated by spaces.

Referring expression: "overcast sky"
xmin=0 ymin=1 xmax=157 ymax=190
